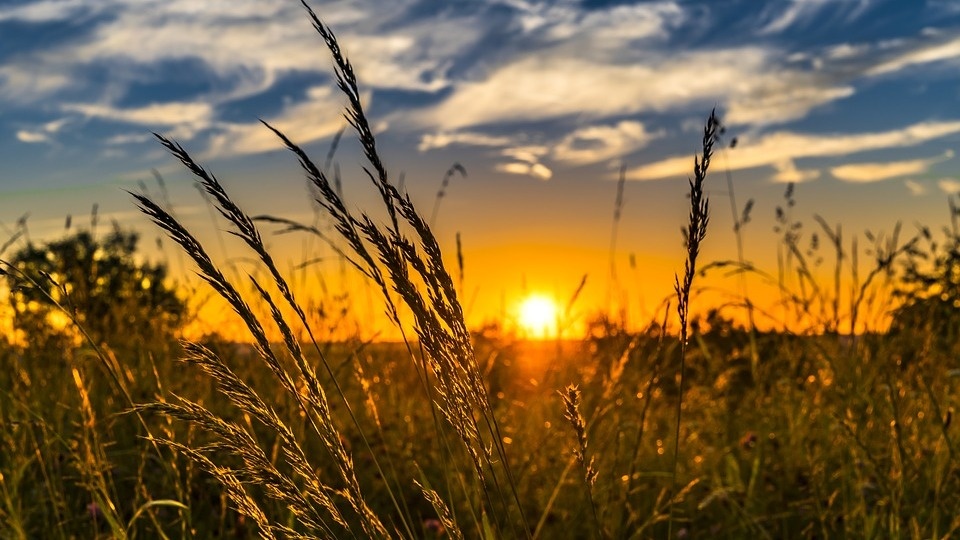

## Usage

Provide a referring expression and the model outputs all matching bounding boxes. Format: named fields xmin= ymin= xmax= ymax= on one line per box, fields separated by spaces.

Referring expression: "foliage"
xmin=4 ymin=228 xmax=185 ymax=351
xmin=5 ymin=2 xmax=960 ymax=539
xmin=890 ymin=201 xmax=960 ymax=350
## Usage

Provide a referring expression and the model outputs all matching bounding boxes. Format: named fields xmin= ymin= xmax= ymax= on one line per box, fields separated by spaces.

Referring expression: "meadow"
xmin=3 ymin=4 xmax=960 ymax=539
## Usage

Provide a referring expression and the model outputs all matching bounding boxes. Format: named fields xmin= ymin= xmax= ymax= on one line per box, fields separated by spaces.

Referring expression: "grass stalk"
xmin=668 ymin=109 xmax=720 ymax=536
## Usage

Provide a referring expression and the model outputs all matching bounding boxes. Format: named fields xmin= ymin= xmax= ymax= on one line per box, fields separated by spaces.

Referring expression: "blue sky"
xmin=2 ymin=0 xmax=960 ymax=329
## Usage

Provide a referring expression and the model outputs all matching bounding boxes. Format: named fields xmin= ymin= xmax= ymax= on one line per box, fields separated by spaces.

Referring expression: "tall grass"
xmin=5 ymin=2 xmax=960 ymax=539
xmin=129 ymin=2 xmax=529 ymax=537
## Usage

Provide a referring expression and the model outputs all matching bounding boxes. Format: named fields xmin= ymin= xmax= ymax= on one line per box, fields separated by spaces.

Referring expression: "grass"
xmin=3 ymin=2 xmax=960 ymax=539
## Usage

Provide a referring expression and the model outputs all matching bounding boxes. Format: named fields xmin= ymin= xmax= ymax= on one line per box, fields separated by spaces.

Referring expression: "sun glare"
xmin=518 ymin=294 xmax=558 ymax=339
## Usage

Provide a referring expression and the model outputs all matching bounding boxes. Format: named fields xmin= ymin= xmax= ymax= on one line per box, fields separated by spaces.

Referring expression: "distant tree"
xmin=4 ymin=228 xmax=186 ymax=352
xmin=889 ymin=212 xmax=960 ymax=352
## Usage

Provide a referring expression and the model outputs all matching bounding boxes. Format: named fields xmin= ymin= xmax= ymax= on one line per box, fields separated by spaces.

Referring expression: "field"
xmin=3 ymin=5 xmax=960 ymax=540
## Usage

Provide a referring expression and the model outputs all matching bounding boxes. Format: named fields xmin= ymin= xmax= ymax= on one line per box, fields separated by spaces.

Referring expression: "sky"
xmin=2 ymin=0 xmax=960 ymax=336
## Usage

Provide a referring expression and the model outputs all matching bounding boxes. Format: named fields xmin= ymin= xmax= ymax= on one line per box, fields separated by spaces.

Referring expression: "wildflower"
xmin=740 ymin=431 xmax=758 ymax=450
xmin=87 ymin=501 xmax=102 ymax=521
xmin=424 ymin=518 xmax=445 ymax=536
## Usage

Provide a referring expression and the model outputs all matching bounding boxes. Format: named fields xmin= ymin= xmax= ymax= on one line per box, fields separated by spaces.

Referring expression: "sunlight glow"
xmin=518 ymin=294 xmax=558 ymax=339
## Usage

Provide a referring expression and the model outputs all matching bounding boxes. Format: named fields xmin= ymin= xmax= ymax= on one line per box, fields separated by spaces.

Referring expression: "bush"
xmin=5 ymin=228 xmax=185 ymax=352
xmin=890 ymin=209 xmax=960 ymax=355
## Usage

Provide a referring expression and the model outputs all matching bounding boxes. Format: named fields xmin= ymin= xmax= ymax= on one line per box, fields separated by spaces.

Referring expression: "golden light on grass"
xmin=517 ymin=294 xmax=558 ymax=339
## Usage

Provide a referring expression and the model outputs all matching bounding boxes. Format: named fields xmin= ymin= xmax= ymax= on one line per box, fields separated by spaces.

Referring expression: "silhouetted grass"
xmin=4 ymin=2 xmax=960 ymax=539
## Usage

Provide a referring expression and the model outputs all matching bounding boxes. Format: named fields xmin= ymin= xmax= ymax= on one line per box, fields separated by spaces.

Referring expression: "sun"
xmin=517 ymin=294 xmax=558 ymax=339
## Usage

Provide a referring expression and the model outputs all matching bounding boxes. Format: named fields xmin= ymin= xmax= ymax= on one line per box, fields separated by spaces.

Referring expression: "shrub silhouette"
xmin=890 ymin=218 xmax=960 ymax=354
xmin=5 ymin=228 xmax=185 ymax=352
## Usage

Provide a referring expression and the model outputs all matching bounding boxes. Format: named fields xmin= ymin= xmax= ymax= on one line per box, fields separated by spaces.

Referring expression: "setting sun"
xmin=517 ymin=294 xmax=558 ymax=339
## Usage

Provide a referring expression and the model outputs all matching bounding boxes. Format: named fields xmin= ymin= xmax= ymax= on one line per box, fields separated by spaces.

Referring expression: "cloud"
xmin=0 ymin=0 xmax=93 ymax=23
xmin=52 ymin=0 xmax=464 ymax=96
xmin=0 ymin=0 xmax=481 ymax=117
xmin=418 ymin=131 xmax=516 ymax=152
xmin=758 ymin=0 xmax=832 ymax=35
xmin=496 ymin=144 xmax=552 ymax=180
xmin=419 ymin=45 xmax=853 ymax=131
xmin=16 ymin=130 xmax=50 ymax=144
xmin=629 ymin=120 xmax=960 ymax=181
xmin=105 ymin=133 xmax=153 ymax=145
xmin=419 ymin=120 xmax=660 ymax=167
xmin=904 ymin=179 xmax=926 ymax=195
xmin=13 ymin=116 xmax=73 ymax=145
xmin=553 ymin=121 xmax=659 ymax=165
xmin=830 ymin=151 xmax=953 ymax=183
xmin=0 ymin=65 xmax=71 ymax=102
xmin=866 ymin=35 xmax=960 ymax=76
xmin=772 ymin=160 xmax=820 ymax=183
xmin=63 ymin=101 xmax=214 ymax=127
xmin=4 ymin=0 xmax=960 ymax=179
xmin=204 ymin=86 xmax=348 ymax=158
xmin=502 ymin=145 xmax=548 ymax=163
xmin=757 ymin=0 xmax=873 ymax=35
xmin=496 ymin=161 xmax=552 ymax=181
xmin=505 ymin=1 xmax=684 ymax=45
xmin=938 ymin=178 xmax=960 ymax=194
xmin=725 ymin=81 xmax=853 ymax=125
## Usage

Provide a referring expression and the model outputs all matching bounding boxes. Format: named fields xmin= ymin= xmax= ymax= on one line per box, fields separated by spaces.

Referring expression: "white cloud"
xmin=830 ymin=151 xmax=953 ymax=183
xmin=938 ymin=178 xmax=960 ymax=194
xmin=758 ymin=0 xmax=832 ymax=35
xmin=4 ymin=0 xmax=960 ymax=175
xmin=496 ymin=144 xmax=552 ymax=180
xmin=418 ymin=120 xmax=660 ymax=167
xmin=0 ymin=0 xmax=92 ymax=23
xmin=757 ymin=0 xmax=874 ymax=35
xmin=105 ymin=133 xmax=153 ymax=145
xmin=13 ymin=116 xmax=73 ymax=145
xmin=496 ymin=161 xmax=552 ymax=181
xmin=726 ymin=81 xmax=853 ymax=125
xmin=418 ymin=131 xmax=516 ymax=152
xmin=553 ymin=121 xmax=659 ymax=165
xmin=63 ymin=101 xmax=214 ymax=127
xmin=772 ymin=160 xmax=820 ymax=183
xmin=54 ymin=0 xmax=463 ymax=97
xmin=204 ymin=86 xmax=348 ymax=158
xmin=629 ymin=120 xmax=960 ymax=181
xmin=867 ymin=35 xmax=960 ymax=76
xmin=506 ymin=1 xmax=684 ymax=46
xmin=0 ymin=65 xmax=71 ymax=102
xmin=904 ymin=179 xmax=926 ymax=195
xmin=503 ymin=145 xmax=549 ymax=164
xmin=420 ymin=46 xmax=852 ymax=130
xmin=16 ymin=130 xmax=50 ymax=144
xmin=42 ymin=117 xmax=71 ymax=134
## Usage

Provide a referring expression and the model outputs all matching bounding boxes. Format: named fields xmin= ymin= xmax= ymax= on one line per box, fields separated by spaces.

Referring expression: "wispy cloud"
xmin=866 ymin=35 xmax=960 ymax=76
xmin=63 ymin=102 xmax=214 ymax=127
xmin=757 ymin=0 xmax=874 ymax=35
xmin=629 ymin=120 xmax=960 ymax=181
xmin=503 ymin=1 xmax=683 ymax=44
xmin=904 ymin=179 xmax=926 ymax=195
xmin=496 ymin=161 xmax=552 ymax=180
xmin=553 ymin=121 xmax=659 ymax=165
xmin=13 ymin=117 xmax=73 ymax=145
xmin=419 ymin=46 xmax=850 ymax=130
xmin=830 ymin=151 xmax=954 ymax=183
xmin=2 ymin=0 xmax=960 ymax=172
xmin=0 ymin=0 xmax=93 ymax=23
xmin=418 ymin=131 xmax=516 ymax=152
xmin=16 ymin=130 xmax=50 ymax=144
xmin=0 ymin=65 xmax=71 ymax=103
xmin=938 ymin=178 xmax=960 ymax=194
xmin=772 ymin=160 xmax=820 ymax=183
xmin=205 ymin=86 xmax=351 ymax=158
xmin=496 ymin=145 xmax=552 ymax=180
